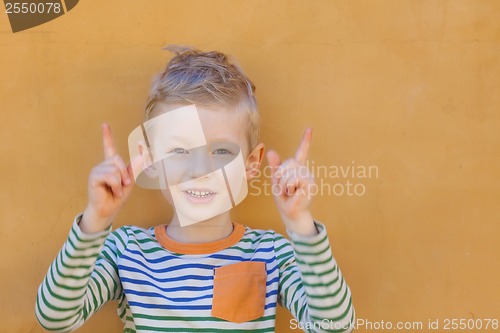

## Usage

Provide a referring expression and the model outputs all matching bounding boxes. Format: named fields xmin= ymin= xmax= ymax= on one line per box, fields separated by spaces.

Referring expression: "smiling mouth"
xmin=185 ymin=190 xmax=216 ymax=198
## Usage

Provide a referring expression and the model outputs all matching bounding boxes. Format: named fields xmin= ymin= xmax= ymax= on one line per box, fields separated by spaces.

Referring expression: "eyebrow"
xmin=207 ymin=138 xmax=239 ymax=144
xmin=148 ymin=133 xmax=206 ymax=145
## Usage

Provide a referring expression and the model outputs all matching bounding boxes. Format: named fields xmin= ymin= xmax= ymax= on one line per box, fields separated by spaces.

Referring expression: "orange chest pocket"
xmin=212 ymin=261 xmax=267 ymax=323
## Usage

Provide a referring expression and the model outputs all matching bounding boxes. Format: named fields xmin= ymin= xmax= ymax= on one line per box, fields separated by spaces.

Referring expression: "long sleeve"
xmin=35 ymin=214 xmax=127 ymax=332
xmin=275 ymin=221 xmax=355 ymax=333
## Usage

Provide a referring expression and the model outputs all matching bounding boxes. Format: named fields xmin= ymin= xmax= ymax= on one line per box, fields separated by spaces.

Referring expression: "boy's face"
xmin=129 ymin=104 xmax=254 ymax=227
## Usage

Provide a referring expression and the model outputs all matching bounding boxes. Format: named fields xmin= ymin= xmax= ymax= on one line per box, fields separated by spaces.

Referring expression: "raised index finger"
xmin=294 ymin=128 xmax=312 ymax=165
xmin=102 ymin=123 xmax=117 ymax=160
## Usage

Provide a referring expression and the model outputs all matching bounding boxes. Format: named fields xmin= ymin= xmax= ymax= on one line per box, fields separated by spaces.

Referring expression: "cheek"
xmin=159 ymin=159 xmax=190 ymax=186
xmin=160 ymin=188 xmax=174 ymax=206
xmin=222 ymin=151 xmax=249 ymax=205
xmin=158 ymin=166 xmax=174 ymax=204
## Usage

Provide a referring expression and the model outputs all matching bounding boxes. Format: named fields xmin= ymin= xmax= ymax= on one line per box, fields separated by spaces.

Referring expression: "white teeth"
xmin=186 ymin=190 xmax=213 ymax=198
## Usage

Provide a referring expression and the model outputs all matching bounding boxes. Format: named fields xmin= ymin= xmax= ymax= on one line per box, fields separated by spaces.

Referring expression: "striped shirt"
xmin=36 ymin=214 xmax=354 ymax=332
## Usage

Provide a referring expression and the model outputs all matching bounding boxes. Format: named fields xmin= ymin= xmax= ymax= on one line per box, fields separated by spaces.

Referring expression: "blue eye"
xmin=213 ymin=148 xmax=233 ymax=155
xmin=169 ymin=148 xmax=188 ymax=154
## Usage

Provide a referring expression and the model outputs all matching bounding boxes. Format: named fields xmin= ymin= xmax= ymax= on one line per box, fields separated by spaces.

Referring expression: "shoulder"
xmin=241 ymin=224 xmax=277 ymax=239
xmin=103 ymin=224 xmax=155 ymax=252
xmin=239 ymin=224 xmax=292 ymax=249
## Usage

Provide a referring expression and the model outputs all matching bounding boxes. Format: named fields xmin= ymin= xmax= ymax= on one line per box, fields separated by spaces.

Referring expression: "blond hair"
xmin=145 ymin=45 xmax=260 ymax=150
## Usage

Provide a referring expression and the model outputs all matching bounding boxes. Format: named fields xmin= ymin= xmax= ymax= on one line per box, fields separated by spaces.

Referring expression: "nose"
xmin=188 ymin=146 xmax=213 ymax=179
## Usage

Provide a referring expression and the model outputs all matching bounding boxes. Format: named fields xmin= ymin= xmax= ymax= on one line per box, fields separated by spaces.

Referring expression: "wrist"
xmin=80 ymin=206 xmax=113 ymax=234
xmin=283 ymin=211 xmax=317 ymax=236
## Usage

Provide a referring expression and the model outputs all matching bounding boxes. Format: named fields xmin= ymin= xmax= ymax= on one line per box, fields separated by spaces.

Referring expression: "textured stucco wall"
xmin=1 ymin=1 xmax=499 ymax=332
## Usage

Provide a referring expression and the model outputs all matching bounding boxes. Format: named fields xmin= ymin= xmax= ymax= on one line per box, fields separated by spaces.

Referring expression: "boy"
xmin=36 ymin=46 xmax=354 ymax=332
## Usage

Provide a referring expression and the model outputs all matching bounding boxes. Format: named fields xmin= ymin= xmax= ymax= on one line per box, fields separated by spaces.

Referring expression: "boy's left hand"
xmin=266 ymin=128 xmax=317 ymax=236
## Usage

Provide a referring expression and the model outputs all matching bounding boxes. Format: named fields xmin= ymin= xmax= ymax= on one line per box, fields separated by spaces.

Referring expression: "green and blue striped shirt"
xmin=36 ymin=214 xmax=354 ymax=332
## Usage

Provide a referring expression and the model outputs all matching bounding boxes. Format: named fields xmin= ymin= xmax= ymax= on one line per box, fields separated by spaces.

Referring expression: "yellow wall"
xmin=1 ymin=1 xmax=499 ymax=332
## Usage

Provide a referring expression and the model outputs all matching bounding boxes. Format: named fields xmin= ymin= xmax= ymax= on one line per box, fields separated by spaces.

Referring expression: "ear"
xmin=138 ymin=141 xmax=158 ymax=178
xmin=245 ymin=143 xmax=265 ymax=179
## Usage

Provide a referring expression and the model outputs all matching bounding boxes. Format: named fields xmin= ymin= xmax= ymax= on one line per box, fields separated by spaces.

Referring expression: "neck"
xmin=166 ymin=212 xmax=234 ymax=244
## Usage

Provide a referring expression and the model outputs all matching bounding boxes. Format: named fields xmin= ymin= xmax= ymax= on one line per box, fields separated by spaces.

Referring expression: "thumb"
xmin=266 ymin=150 xmax=281 ymax=178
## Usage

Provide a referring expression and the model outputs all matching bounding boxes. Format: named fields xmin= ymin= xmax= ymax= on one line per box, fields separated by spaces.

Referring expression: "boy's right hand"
xmin=80 ymin=123 xmax=141 ymax=234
